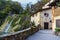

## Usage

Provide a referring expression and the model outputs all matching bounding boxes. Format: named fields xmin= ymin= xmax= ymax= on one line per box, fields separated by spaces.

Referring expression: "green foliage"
xmin=31 ymin=22 xmax=35 ymax=26
xmin=10 ymin=1 xmax=23 ymax=14
xmin=10 ymin=12 xmax=31 ymax=32
xmin=14 ymin=26 xmax=21 ymax=32
xmin=11 ymin=16 xmax=20 ymax=28
xmin=56 ymin=2 xmax=60 ymax=6
xmin=0 ymin=0 xmax=23 ymax=26
xmin=21 ymin=19 xmax=30 ymax=29
xmin=0 ymin=0 xmax=31 ymax=32
xmin=25 ymin=4 xmax=31 ymax=14
xmin=7 ymin=16 xmax=12 ymax=23
xmin=55 ymin=28 xmax=60 ymax=32
xmin=0 ymin=0 xmax=23 ymax=16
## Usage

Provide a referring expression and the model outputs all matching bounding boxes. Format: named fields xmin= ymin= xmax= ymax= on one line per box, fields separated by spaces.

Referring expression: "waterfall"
xmin=4 ymin=19 xmax=13 ymax=33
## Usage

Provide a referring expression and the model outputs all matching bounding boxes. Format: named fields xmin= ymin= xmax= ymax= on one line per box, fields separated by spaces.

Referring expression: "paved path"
xmin=26 ymin=30 xmax=60 ymax=40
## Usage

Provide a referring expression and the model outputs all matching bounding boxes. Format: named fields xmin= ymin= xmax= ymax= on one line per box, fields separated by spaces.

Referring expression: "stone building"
xmin=31 ymin=0 xmax=60 ymax=31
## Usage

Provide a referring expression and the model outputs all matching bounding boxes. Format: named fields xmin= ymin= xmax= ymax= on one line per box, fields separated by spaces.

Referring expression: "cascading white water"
xmin=4 ymin=19 xmax=13 ymax=33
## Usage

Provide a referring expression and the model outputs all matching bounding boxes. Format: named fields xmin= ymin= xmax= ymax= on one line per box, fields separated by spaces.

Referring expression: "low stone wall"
xmin=0 ymin=26 xmax=40 ymax=40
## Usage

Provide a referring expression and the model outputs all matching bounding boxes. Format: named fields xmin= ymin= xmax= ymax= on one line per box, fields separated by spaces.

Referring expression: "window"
xmin=44 ymin=13 xmax=49 ymax=17
xmin=50 ymin=20 xmax=52 ymax=23
xmin=44 ymin=13 xmax=46 ymax=16
xmin=56 ymin=19 xmax=60 ymax=27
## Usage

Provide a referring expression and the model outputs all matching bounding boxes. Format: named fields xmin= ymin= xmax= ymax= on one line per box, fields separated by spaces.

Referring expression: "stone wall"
xmin=54 ymin=7 xmax=60 ymax=17
xmin=0 ymin=26 xmax=40 ymax=40
xmin=31 ymin=12 xmax=40 ymax=26
xmin=40 ymin=9 xmax=52 ymax=29
xmin=52 ymin=7 xmax=60 ymax=31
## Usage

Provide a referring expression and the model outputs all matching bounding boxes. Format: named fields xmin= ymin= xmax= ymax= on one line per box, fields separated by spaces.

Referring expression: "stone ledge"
xmin=0 ymin=26 xmax=40 ymax=40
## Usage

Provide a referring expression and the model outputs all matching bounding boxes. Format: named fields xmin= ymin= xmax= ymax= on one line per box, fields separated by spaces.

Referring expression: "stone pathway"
xmin=26 ymin=30 xmax=60 ymax=40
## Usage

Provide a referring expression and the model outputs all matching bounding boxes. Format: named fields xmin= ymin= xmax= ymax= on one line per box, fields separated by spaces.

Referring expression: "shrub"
xmin=55 ymin=28 xmax=60 ymax=32
xmin=11 ymin=16 xmax=19 ymax=28
xmin=7 ymin=16 xmax=12 ymax=23
xmin=14 ymin=27 xmax=21 ymax=32
xmin=31 ymin=22 xmax=35 ymax=26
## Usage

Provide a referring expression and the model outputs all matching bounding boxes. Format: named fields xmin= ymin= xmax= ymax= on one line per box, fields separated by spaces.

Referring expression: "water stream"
xmin=3 ymin=19 xmax=14 ymax=33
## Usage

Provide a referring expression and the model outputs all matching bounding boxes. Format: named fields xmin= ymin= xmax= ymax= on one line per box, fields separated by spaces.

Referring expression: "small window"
xmin=50 ymin=20 xmax=52 ymax=23
xmin=44 ymin=13 xmax=46 ymax=16
xmin=44 ymin=13 xmax=49 ymax=17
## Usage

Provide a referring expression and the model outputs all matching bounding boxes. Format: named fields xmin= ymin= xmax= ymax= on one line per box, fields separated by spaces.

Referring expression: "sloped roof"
xmin=48 ymin=0 xmax=60 ymax=6
xmin=31 ymin=0 xmax=50 ymax=14
xmin=31 ymin=0 xmax=60 ymax=16
xmin=42 ymin=0 xmax=60 ymax=9
xmin=31 ymin=7 xmax=51 ymax=16
xmin=42 ymin=0 xmax=54 ymax=9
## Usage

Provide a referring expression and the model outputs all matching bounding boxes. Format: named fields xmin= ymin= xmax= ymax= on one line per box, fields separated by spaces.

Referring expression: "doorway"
xmin=44 ymin=22 xmax=49 ymax=29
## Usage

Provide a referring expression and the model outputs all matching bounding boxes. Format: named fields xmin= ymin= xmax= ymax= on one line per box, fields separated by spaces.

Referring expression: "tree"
xmin=25 ymin=4 xmax=31 ymax=13
xmin=0 ymin=0 xmax=23 ymax=26
xmin=10 ymin=1 xmax=23 ymax=14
